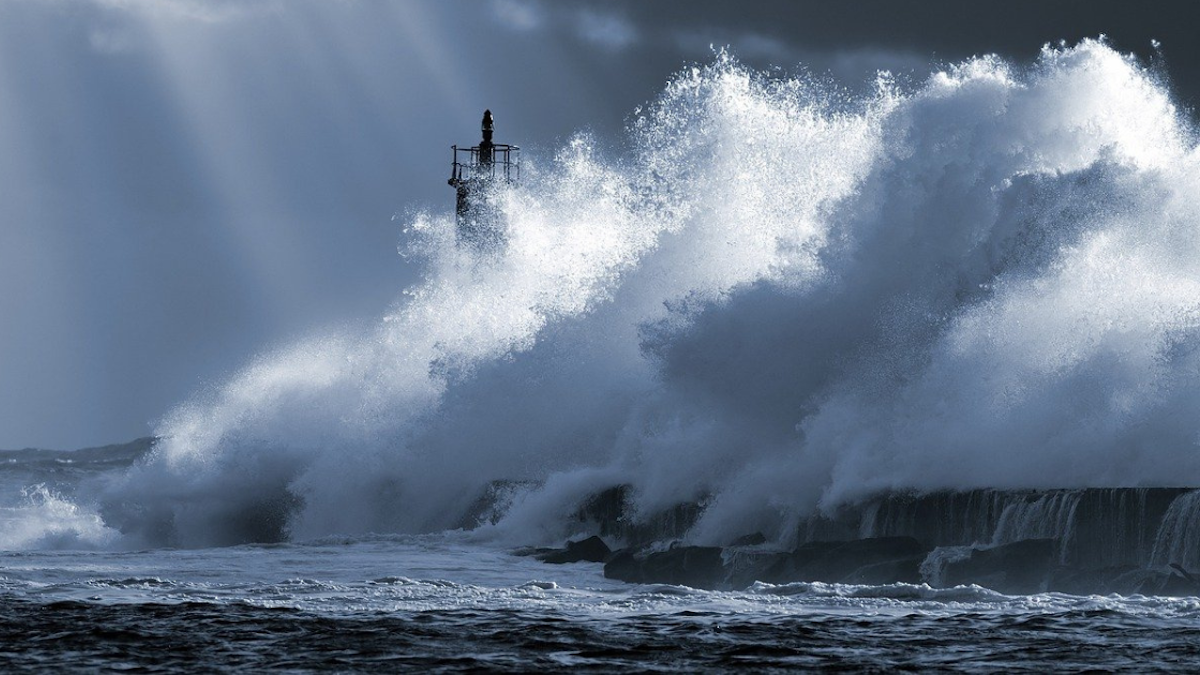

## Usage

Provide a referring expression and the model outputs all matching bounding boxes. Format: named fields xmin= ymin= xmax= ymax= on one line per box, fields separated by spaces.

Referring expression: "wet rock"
xmin=1107 ymin=566 xmax=1200 ymax=597
xmin=767 ymin=537 xmax=928 ymax=584
xmin=643 ymin=546 xmax=725 ymax=587
xmin=729 ymin=532 xmax=767 ymax=547
xmin=1047 ymin=565 xmax=1134 ymax=595
xmin=725 ymin=550 xmax=791 ymax=589
xmin=943 ymin=538 xmax=1056 ymax=594
xmin=577 ymin=486 xmax=628 ymax=537
xmin=512 ymin=546 xmax=557 ymax=558
xmin=573 ymin=485 xmax=706 ymax=546
xmin=603 ymin=548 xmax=644 ymax=584
xmin=1156 ymin=569 xmax=1200 ymax=597
xmin=841 ymin=555 xmax=925 ymax=585
xmin=537 ymin=536 xmax=612 ymax=564
xmin=603 ymin=545 xmax=726 ymax=588
xmin=764 ymin=541 xmax=839 ymax=583
xmin=456 ymin=480 xmax=539 ymax=530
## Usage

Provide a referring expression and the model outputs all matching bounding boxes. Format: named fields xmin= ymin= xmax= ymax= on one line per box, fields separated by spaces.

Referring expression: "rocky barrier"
xmin=521 ymin=486 xmax=1200 ymax=596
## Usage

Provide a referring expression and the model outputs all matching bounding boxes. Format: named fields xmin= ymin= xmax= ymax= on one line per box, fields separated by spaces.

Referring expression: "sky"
xmin=0 ymin=0 xmax=1197 ymax=450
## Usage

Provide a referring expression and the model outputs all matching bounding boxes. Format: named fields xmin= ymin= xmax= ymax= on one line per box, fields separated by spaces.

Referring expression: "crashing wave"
xmin=85 ymin=39 xmax=1200 ymax=551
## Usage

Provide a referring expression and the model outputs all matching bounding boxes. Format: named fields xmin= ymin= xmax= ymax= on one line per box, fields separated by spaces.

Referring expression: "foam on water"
xmin=21 ymin=39 xmax=1200 ymax=551
xmin=6 ymin=527 xmax=1200 ymax=671
xmin=0 ymin=485 xmax=116 ymax=550
xmin=3 ymin=534 xmax=1200 ymax=621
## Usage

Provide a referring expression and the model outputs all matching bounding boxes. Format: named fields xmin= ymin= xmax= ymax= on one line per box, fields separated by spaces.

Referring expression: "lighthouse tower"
xmin=448 ymin=110 xmax=520 ymax=248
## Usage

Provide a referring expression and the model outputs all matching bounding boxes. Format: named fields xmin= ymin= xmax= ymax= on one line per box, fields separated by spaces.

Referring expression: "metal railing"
xmin=450 ymin=144 xmax=520 ymax=183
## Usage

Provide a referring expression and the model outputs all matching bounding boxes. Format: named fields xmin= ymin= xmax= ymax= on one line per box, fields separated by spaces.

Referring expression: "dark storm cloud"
xmin=486 ymin=0 xmax=1200 ymax=118
xmin=607 ymin=0 xmax=1200 ymax=107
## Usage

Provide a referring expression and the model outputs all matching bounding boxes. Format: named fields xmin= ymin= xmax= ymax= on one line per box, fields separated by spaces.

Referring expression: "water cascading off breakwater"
xmin=537 ymin=484 xmax=1200 ymax=593
xmin=86 ymin=39 xmax=1200 ymax=567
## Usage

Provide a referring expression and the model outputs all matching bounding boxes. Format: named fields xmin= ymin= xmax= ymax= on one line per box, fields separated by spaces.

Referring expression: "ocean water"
xmin=6 ymin=39 xmax=1200 ymax=669
xmin=6 ymin=535 xmax=1200 ymax=670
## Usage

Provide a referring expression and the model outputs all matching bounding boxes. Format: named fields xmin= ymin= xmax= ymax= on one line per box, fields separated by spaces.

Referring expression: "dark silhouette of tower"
xmin=448 ymin=109 xmax=519 ymax=248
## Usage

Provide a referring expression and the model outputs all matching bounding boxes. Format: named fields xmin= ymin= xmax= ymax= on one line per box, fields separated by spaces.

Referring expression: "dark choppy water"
xmin=5 ymin=596 xmax=1200 ymax=671
xmin=4 ymin=448 xmax=1200 ymax=671
xmin=4 ymin=538 xmax=1200 ymax=672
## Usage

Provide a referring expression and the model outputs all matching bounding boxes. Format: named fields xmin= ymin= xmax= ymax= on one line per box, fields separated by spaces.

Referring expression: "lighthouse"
xmin=448 ymin=110 xmax=520 ymax=248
